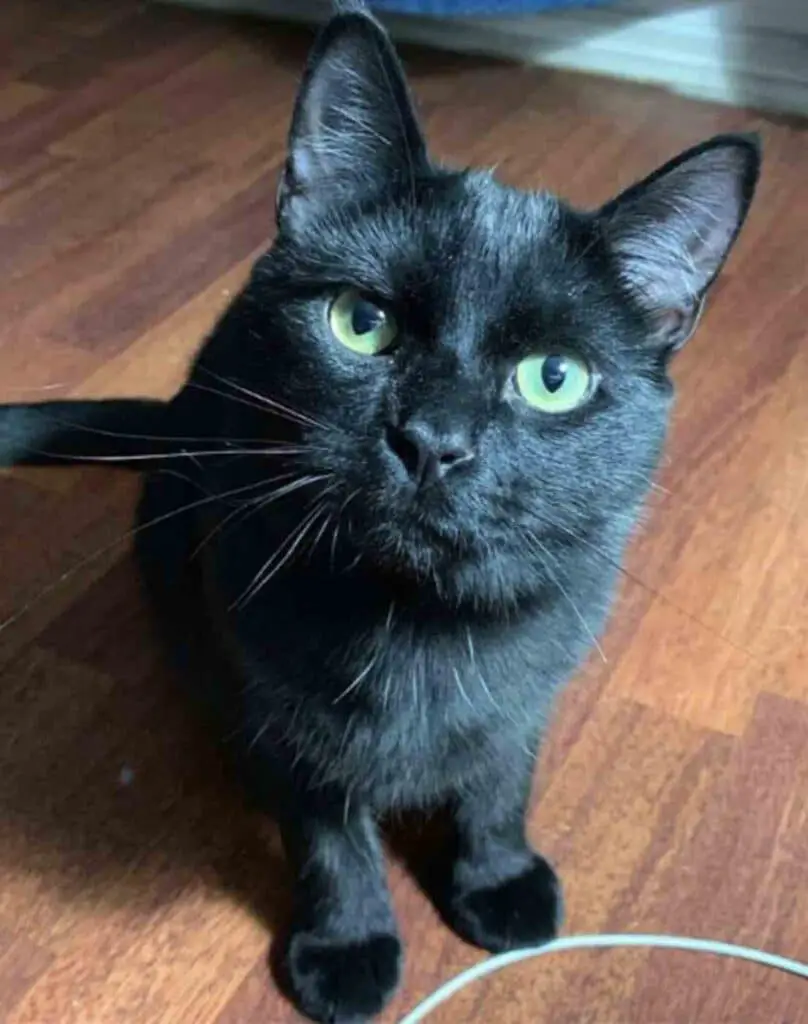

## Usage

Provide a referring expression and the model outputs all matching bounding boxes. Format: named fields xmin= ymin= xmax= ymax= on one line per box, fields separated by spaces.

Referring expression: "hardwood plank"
xmin=71 ymin=251 xmax=259 ymax=401
xmin=1 ymin=10 xmax=219 ymax=161
xmin=625 ymin=693 xmax=808 ymax=1022
xmin=0 ymin=81 xmax=51 ymax=122
xmin=1 ymin=2 xmax=807 ymax=1022
xmin=0 ymin=927 xmax=53 ymax=1022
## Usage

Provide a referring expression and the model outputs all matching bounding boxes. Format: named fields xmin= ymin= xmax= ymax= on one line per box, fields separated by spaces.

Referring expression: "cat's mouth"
xmin=387 ymin=479 xmax=466 ymax=538
xmin=356 ymin=490 xmax=481 ymax=575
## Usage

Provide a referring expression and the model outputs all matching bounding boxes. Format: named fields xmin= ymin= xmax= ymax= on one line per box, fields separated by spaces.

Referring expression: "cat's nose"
xmin=385 ymin=419 xmax=475 ymax=488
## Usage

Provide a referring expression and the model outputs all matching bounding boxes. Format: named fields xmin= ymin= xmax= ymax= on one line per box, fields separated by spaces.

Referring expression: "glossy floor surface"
xmin=1 ymin=1 xmax=807 ymax=1021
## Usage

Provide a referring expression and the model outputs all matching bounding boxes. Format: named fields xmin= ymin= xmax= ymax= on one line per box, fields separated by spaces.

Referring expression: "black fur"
xmin=0 ymin=6 xmax=760 ymax=1022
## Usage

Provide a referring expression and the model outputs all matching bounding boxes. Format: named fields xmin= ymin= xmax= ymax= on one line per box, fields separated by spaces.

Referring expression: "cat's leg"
xmin=442 ymin=753 xmax=561 ymax=953
xmin=280 ymin=802 xmax=401 ymax=1024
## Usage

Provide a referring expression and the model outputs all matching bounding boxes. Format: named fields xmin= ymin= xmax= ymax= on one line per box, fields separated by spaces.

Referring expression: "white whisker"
xmin=188 ymin=381 xmax=282 ymax=420
xmin=19 ymin=414 xmax=285 ymax=447
xmin=0 ymin=475 xmax=277 ymax=635
xmin=233 ymin=502 xmax=327 ymax=610
xmin=2 ymin=382 xmax=67 ymax=393
xmin=528 ymin=534 xmax=607 ymax=663
xmin=333 ymin=649 xmax=379 ymax=705
xmin=452 ymin=666 xmax=475 ymax=710
xmin=25 ymin=445 xmax=321 ymax=464
xmin=198 ymin=367 xmax=335 ymax=433
xmin=381 ymin=671 xmax=393 ymax=710
xmin=191 ymin=473 xmax=330 ymax=557
xmin=307 ymin=506 xmax=334 ymax=561
xmin=465 ymin=625 xmax=497 ymax=706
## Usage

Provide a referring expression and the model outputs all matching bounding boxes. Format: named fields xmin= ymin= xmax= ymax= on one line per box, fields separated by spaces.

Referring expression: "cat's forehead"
xmin=324 ymin=171 xmax=579 ymax=302
xmin=449 ymin=171 xmax=560 ymax=238
xmin=402 ymin=171 xmax=562 ymax=264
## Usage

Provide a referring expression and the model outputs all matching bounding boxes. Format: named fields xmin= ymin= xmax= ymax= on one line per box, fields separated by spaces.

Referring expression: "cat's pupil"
xmin=541 ymin=355 xmax=568 ymax=393
xmin=351 ymin=300 xmax=385 ymax=335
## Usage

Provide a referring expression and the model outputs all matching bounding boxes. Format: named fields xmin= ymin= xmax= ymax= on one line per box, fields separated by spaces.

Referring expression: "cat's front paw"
xmin=284 ymin=930 xmax=402 ymax=1023
xmin=448 ymin=854 xmax=562 ymax=953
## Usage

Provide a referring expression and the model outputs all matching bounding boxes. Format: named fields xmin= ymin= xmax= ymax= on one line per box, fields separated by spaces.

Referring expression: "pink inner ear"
xmin=654 ymin=308 xmax=689 ymax=336
xmin=648 ymin=303 xmax=704 ymax=351
xmin=603 ymin=141 xmax=757 ymax=320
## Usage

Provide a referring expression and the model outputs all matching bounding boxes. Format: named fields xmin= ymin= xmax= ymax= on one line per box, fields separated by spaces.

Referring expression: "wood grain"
xmin=1 ymin=2 xmax=807 ymax=1021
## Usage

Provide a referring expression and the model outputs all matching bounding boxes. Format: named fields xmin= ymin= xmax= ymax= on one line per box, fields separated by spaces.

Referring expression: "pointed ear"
xmin=276 ymin=5 xmax=429 ymax=230
xmin=599 ymin=134 xmax=761 ymax=350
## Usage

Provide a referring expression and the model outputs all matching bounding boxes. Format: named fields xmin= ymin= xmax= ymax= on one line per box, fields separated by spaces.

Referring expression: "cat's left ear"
xmin=276 ymin=2 xmax=429 ymax=231
xmin=599 ymin=134 xmax=761 ymax=351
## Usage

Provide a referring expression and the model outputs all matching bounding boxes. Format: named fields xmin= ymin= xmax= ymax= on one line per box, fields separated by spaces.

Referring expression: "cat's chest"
xmin=201 ymin=520 xmax=609 ymax=807
xmin=238 ymin=597 xmax=589 ymax=807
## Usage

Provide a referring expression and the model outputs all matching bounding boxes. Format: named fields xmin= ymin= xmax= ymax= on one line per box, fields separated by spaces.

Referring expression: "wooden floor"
xmin=1 ymin=1 xmax=808 ymax=1021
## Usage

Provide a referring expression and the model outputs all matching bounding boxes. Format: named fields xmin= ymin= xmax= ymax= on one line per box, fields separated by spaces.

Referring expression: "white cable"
xmin=398 ymin=933 xmax=808 ymax=1024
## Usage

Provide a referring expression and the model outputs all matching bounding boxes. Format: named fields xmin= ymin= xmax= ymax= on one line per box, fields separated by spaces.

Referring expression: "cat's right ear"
xmin=598 ymin=134 xmax=761 ymax=352
xmin=276 ymin=3 xmax=429 ymax=232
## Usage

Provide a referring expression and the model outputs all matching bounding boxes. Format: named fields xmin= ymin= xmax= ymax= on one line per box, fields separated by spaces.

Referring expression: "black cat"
xmin=0 ymin=4 xmax=760 ymax=1021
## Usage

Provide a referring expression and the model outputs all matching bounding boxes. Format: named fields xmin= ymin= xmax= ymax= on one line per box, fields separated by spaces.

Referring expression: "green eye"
xmin=515 ymin=352 xmax=593 ymax=413
xmin=329 ymin=288 xmax=397 ymax=355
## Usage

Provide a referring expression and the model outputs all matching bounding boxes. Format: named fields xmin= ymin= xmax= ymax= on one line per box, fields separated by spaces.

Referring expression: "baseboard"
xmin=161 ymin=0 xmax=808 ymax=117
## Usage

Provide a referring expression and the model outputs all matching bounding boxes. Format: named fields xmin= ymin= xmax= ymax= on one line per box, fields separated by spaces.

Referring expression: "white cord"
xmin=398 ymin=933 xmax=808 ymax=1024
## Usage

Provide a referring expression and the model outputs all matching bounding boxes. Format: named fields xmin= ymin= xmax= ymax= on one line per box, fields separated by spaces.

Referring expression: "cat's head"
xmin=195 ymin=4 xmax=760 ymax=607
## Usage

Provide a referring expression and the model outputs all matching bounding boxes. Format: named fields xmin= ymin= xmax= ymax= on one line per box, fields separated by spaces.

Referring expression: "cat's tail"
xmin=0 ymin=398 xmax=176 ymax=470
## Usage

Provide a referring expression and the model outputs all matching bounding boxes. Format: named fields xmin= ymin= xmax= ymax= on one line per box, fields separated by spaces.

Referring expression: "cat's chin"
xmin=360 ymin=516 xmax=479 ymax=579
xmin=364 ymin=541 xmax=532 ymax=611
xmin=355 ymin=518 xmax=528 ymax=607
